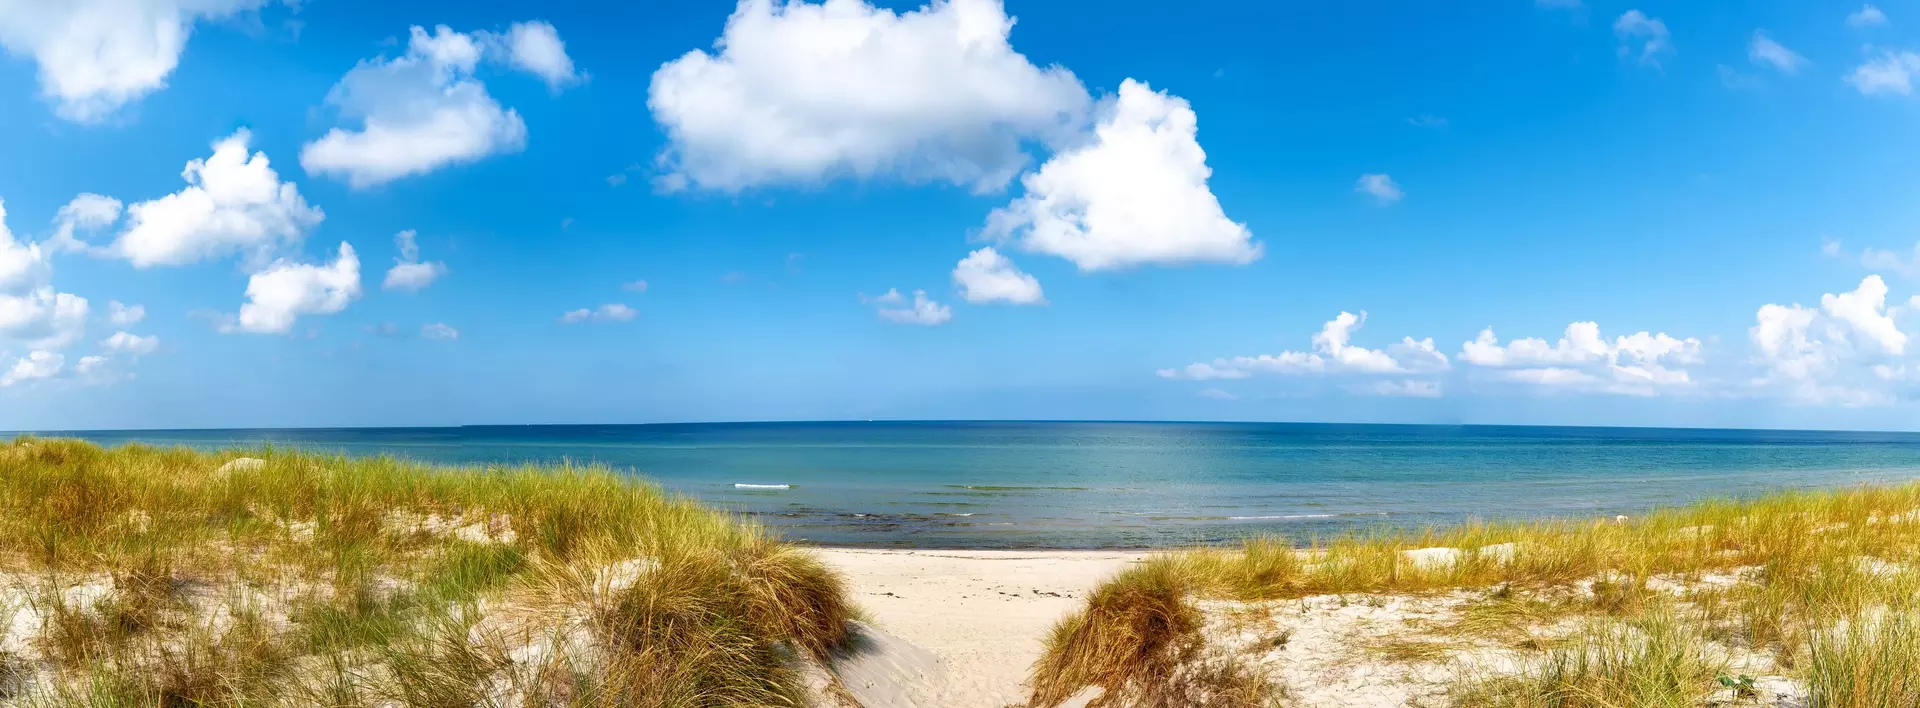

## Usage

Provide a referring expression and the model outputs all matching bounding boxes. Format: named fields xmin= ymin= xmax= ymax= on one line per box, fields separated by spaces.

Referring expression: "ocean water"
xmin=25 ymin=422 xmax=1920 ymax=548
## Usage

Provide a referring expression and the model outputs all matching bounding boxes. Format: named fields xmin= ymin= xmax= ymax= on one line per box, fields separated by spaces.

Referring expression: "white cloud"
xmin=951 ymin=247 xmax=1043 ymax=305
xmin=1159 ymin=311 xmax=1448 ymax=381
xmin=0 ymin=200 xmax=49 ymax=295
xmin=0 ymin=350 xmax=61 ymax=387
xmin=623 ymin=279 xmax=649 ymax=293
xmin=1351 ymin=379 xmax=1442 ymax=398
xmin=1860 ymin=242 xmax=1920 ymax=277
xmin=1848 ymin=50 xmax=1920 ymax=95
xmin=1613 ymin=10 xmax=1673 ymax=67
xmin=101 ymin=330 xmax=158 ymax=355
xmin=1461 ymin=322 xmax=1703 ymax=395
xmin=0 ymin=288 xmax=88 ymax=350
xmin=1354 ymin=173 xmax=1403 ymax=204
xmin=421 ymin=322 xmax=459 ymax=340
xmin=1748 ymin=31 xmax=1804 ymax=74
xmin=985 ymin=79 xmax=1257 ymax=271
xmin=0 ymin=0 xmax=274 ymax=122
xmin=113 ymin=129 xmax=323 ymax=268
xmin=73 ymin=355 xmax=106 ymax=376
xmin=106 ymin=301 xmax=145 ymax=326
xmin=1849 ymin=5 xmax=1888 ymax=28
xmin=224 ymin=242 xmax=361 ymax=334
xmin=647 ymin=0 xmax=1089 ymax=192
xmin=1500 ymin=367 xmax=1598 ymax=386
xmin=46 ymin=193 xmax=122 ymax=253
xmin=382 ymin=229 xmax=447 ymax=292
xmin=559 ymin=303 xmax=636 ymax=324
xmin=0 ymin=200 xmax=88 ymax=350
xmin=501 ymin=21 xmax=581 ymax=90
xmin=301 ymin=23 xmax=577 ymax=188
xmin=1821 ymin=274 xmax=1905 ymax=354
xmin=874 ymin=289 xmax=951 ymax=326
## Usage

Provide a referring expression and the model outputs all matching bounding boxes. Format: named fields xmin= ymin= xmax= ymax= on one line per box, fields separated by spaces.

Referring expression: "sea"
xmin=21 ymin=421 xmax=1920 ymax=549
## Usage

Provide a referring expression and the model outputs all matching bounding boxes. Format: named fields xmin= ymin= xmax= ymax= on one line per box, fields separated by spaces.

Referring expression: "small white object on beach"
xmin=216 ymin=457 xmax=265 ymax=474
xmin=1615 ymin=515 xmax=1630 ymax=524
xmin=734 ymin=483 xmax=791 ymax=490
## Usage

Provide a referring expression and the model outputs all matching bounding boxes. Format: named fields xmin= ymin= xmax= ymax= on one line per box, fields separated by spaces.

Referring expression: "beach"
xmin=815 ymin=548 xmax=1146 ymax=707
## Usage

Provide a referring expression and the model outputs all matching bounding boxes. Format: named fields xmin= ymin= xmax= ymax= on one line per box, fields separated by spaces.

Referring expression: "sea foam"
xmin=734 ymin=483 xmax=791 ymax=490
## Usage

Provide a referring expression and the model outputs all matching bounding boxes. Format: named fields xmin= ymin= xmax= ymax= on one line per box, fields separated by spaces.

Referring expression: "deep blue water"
xmin=17 ymin=422 xmax=1920 ymax=548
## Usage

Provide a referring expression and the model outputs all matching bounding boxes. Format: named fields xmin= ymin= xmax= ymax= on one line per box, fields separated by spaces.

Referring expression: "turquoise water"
xmin=25 ymin=422 xmax=1920 ymax=548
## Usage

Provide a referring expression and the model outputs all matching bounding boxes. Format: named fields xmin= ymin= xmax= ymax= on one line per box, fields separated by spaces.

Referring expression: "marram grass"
xmin=1029 ymin=480 xmax=1920 ymax=707
xmin=0 ymin=437 xmax=854 ymax=707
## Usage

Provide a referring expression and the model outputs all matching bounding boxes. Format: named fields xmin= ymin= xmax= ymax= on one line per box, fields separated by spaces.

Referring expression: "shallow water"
xmin=25 ymin=422 xmax=1920 ymax=548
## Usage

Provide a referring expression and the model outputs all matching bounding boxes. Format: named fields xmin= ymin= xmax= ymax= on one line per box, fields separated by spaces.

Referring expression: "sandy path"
xmin=814 ymin=548 xmax=1145 ymax=707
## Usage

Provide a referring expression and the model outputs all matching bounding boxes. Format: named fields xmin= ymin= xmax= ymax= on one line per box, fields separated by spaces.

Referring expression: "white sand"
xmin=814 ymin=547 xmax=1145 ymax=707
xmin=814 ymin=548 xmax=1811 ymax=708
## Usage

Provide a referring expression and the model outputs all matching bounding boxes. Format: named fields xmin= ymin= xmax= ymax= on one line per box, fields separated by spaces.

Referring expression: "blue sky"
xmin=4 ymin=0 xmax=1920 ymax=431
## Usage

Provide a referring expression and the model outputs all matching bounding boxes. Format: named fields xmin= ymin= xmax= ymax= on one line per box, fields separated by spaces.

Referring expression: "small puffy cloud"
xmin=622 ymin=279 xmax=649 ymax=293
xmin=420 ymin=322 xmax=459 ymax=340
xmin=1820 ymin=274 xmax=1904 ymax=354
xmin=1354 ymin=173 xmax=1403 ymax=204
xmin=113 ymin=129 xmax=323 ymax=268
xmin=101 ymin=330 xmax=158 ymax=355
xmin=1849 ymin=5 xmax=1888 ymax=27
xmin=106 ymin=301 xmax=145 ymax=326
xmin=1159 ymin=311 xmax=1448 ymax=380
xmin=0 ymin=200 xmax=49 ymax=295
xmin=1613 ymin=10 xmax=1673 ymax=67
xmin=0 ymin=288 xmax=88 ymax=350
xmin=559 ymin=303 xmax=636 ymax=323
xmin=382 ymin=229 xmax=447 ymax=292
xmin=874 ymin=289 xmax=951 ymax=326
xmin=0 ymin=350 xmax=61 ymax=387
xmin=47 ymin=193 xmax=123 ymax=253
xmin=301 ymin=23 xmax=578 ymax=188
xmin=1748 ymin=31 xmax=1805 ymax=74
xmin=647 ymin=0 xmax=1089 ymax=192
xmin=1745 ymin=277 xmax=1920 ymax=405
xmin=501 ymin=21 xmax=581 ymax=90
xmin=1461 ymin=322 xmax=1702 ymax=395
xmin=73 ymin=355 xmax=106 ymax=376
xmin=1848 ymin=50 xmax=1920 ymax=95
xmin=951 ymin=247 xmax=1043 ymax=305
xmin=0 ymin=0 xmax=275 ymax=122
xmin=224 ymin=242 xmax=362 ymax=334
xmin=0 ymin=201 xmax=88 ymax=350
xmin=985 ymin=79 xmax=1258 ymax=271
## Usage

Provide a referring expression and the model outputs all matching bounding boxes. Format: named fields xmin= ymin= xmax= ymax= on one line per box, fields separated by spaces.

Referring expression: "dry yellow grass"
xmin=0 ymin=437 xmax=855 ymax=706
xmin=1028 ymin=481 xmax=1920 ymax=707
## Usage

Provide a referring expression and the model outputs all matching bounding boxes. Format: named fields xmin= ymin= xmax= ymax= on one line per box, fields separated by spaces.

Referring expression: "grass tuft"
xmin=0 ymin=437 xmax=856 ymax=705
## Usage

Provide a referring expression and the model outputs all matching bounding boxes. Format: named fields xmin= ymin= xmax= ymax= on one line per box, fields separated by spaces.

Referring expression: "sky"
xmin=4 ymin=0 xmax=1920 ymax=431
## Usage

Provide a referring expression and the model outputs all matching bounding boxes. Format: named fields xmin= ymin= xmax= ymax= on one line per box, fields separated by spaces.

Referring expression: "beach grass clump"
xmin=1448 ymin=612 xmax=1725 ymax=708
xmin=1806 ymin=609 xmax=1920 ymax=708
xmin=0 ymin=436 xmax=854 ymax=705
xmin=1029 ymin=481 xmax=1920 ymax=706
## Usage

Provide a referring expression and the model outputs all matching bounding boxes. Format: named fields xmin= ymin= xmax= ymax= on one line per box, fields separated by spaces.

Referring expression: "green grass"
xmin=1028 ymin=482 xmax=1920 ymax=707
xmin=0 ymin=436 xmax=855 ymax=706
